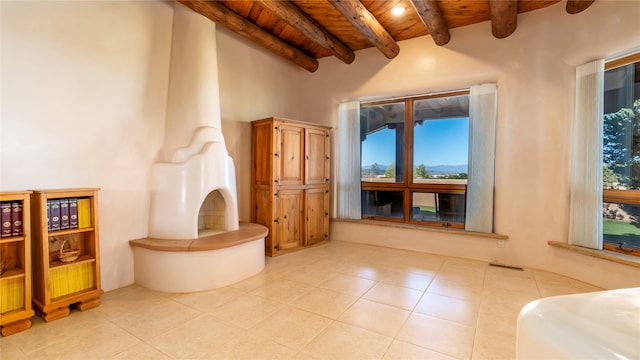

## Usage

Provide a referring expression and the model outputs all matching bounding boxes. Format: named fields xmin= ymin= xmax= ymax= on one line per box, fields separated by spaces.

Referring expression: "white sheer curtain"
xmin=568 ymin=60 xmax=604 ymax=249
xmin=465 ymin=83 xmax=498 ymax=233
xmin=337 ymin=101 xmax=362 ymax=219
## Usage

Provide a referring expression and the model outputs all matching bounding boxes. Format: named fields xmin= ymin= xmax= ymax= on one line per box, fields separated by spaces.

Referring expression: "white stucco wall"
xmin=298 ymin=0 xmax=640 ymax=289
xmin=1 ymin=1 xmax=174 ymax=291
xmin=216 ymin=26 xmax=303 ymax=222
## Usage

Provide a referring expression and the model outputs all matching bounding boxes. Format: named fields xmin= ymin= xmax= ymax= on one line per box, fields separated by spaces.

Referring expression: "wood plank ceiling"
xmin=176 ymin=0 xmax=595 ymax=72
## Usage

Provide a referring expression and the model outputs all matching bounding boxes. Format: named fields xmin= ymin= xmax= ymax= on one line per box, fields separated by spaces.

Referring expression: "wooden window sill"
xmin=548 ymin=241 xmax=640 ymax=268
xmin=331 ymin=218 xmax=508 ymax=240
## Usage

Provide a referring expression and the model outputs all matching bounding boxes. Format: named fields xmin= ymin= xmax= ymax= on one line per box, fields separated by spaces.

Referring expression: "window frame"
xmin=360 ymin=90 xmax=470 ymax=228
xmin=603 ymin=53 xmax=640 ymax=256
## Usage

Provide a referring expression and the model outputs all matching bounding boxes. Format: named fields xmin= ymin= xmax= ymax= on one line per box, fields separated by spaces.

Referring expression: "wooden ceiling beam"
xmin=409 ymin=0 xmax=450 ymax=46
xmin=566 ymin=0 xmax=595 ymax=14
xmin=329 ymin=0 xmax=400 ymax=59
xmin=256 ymin=0 xmax=355 ymax=64
xmin=489 ymin=0 xmax=518 ymax=39
xmin=175 ymin=0 xmax=319 ymax=72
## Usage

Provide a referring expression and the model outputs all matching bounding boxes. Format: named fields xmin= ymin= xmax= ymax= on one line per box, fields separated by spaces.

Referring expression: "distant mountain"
xmin=361 ymin=164 xmax=387 ymax=176
xmin=361 ymin=164 xmax=388 ymax=171
xmin=360 ymin=164 xmax=467 ymax=176
xmin=426 ymin=164 xmax=467 ymax=174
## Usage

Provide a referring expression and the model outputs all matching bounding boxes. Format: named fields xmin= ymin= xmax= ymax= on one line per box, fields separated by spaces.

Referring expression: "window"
xmin=360 ymin=91 xmax=469 ymax=228
xmin=603 ymin=53 xmax=640 ymax=256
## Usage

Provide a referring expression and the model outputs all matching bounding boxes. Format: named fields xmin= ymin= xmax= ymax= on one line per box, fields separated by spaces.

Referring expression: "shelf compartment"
xmin=0 ymin=277 xmax=25 ymax=314
xmin=49 ymin=261 xmax=95 ymax=299
xmin=47 ymin=232 xmax=96 ymax=264
xmin=0 ymin=242 xmax=26 ymax=275
xmin=1 ymin=199 xmax=26 ymax=239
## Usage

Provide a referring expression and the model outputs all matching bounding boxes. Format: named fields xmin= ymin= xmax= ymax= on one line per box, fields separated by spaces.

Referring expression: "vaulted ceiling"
xmin=176 ymin=0 xmax=595 ymax=72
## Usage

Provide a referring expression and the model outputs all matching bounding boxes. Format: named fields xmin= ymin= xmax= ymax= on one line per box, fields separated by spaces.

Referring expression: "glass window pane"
xmin=603 ymin=61 xmax=640 ymax=190
xmin=412 ymin=192 xmax=465 ymax=224
xmin=362 ymin=190 xmax=403 ymax=218
xmin=361 ymin=102 xmax=405 ymax=183
xmin=603 ymin=202 xmax=640 ymax=250
xmin=411 ymin=192 xmax=437 ymax=222
xmin=413 ymin=95 xmax=469 ymax=185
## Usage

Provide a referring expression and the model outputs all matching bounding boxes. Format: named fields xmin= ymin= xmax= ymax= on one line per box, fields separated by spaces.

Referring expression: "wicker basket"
xmin=59 ymin=239 xmax=80 ymax=263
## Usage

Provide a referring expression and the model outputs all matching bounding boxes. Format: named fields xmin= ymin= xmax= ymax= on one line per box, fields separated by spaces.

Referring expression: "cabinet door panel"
xmin=305 ymin=187 xmax=329 ymax=245
xmin=253 ymin=188 xmax=276 ymax=255
xmin=278 ymin=125 xmax=304 ymax=186
xmin=277 ymin=189 xmax=303 ymax=250
xmin=252 ymin=123 xmax=274 ymax=186
xmin=305 ymin=129 xmax=329 ymax=185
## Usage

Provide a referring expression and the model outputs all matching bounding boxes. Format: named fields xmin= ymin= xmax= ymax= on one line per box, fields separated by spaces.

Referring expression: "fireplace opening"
xmin=198 ymin=190 xmax=227 ymax=237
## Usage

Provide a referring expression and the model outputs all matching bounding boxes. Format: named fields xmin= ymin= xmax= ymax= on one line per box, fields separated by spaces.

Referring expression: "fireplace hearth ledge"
xmin=130 ymin=222 xmax=268 ymax=293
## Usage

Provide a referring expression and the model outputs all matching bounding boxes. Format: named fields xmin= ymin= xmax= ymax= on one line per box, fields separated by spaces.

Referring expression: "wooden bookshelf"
xmin=0 ymin=191 xmax=34 ymax=336
xmin=30 ymin=188 xmax=103 ymax=322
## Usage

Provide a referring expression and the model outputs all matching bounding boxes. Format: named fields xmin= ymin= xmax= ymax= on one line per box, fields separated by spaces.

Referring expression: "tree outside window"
xmin=602 ymin=55 xmax=640 ymax=255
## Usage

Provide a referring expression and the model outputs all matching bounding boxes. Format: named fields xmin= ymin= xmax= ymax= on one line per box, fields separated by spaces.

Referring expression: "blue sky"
xmin=361 ymin=117 xmax=469 ymax=167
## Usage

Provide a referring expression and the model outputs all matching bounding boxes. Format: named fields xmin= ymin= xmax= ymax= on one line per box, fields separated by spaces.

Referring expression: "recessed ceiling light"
xmin=391 ymin=6 xmax=406 ymax=16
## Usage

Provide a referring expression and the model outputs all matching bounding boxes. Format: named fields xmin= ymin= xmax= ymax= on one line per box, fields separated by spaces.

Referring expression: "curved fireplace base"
xmin=130 ymin=222 xmax=267 ymax=293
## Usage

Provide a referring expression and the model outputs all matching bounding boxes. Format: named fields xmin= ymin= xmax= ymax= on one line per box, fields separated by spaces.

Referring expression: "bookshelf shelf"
xmin=0 ymin=191 xmax=34 ymax=337
xmin=0 ymin=269 xmax=25 ymax=280
xmin=49 ymin=256 xmax=95 ymax=269
xmin=31 ymin=188 xmax=103 ymax=323
xmin=47 ymin=227 xmax=95 ymax=237
xmin=51 ymin=288 xmax=100 ymax=304
xmin=0 ymin=236 xmax=27 ymax=244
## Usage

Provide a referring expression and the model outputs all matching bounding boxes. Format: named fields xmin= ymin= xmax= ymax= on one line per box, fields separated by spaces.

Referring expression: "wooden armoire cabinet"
xmin=251 ymin=117 xmax=331 ymax=256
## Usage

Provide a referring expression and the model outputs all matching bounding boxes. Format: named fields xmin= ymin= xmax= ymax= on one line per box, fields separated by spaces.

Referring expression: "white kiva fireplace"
xmin=148 ymin=127 xmax=239 ymax=241
xmin=130 ymin=2 xmax=265 ymax=293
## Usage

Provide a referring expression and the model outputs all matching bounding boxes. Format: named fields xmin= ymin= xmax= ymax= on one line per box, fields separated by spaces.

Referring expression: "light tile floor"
xmin=1 ymin=241 xmax=603 ymax=359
